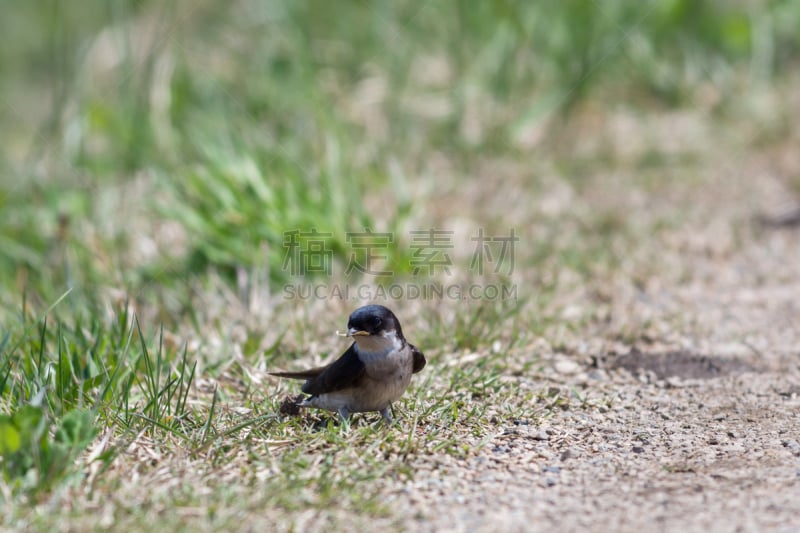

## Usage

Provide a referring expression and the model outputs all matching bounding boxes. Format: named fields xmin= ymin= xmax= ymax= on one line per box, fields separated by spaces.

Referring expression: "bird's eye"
xmin=374 ymin=318 xmax=383 ymax=328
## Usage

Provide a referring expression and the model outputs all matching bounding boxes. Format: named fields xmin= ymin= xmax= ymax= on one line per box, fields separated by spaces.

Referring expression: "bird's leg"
xmin=379 ymin=407 xmax=393 ymax=425
xmin=337 ymin=407 xmax=351 ymax=428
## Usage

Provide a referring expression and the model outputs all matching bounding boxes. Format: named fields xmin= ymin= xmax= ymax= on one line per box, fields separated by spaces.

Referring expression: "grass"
xmin=1 ymin=0 xmax=799 ymax=530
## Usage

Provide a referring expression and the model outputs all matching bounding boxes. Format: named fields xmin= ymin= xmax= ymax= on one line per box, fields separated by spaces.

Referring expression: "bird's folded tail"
xmin=268 ymin=368 xmax=324 ymax=380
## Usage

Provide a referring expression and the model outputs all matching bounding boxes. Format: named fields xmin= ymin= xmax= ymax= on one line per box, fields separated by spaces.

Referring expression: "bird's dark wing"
xmin=410 ymin=343 xmax=426 ymax=373
xmin=268 ymin=368 xmax=326 ymax=380
xmin=300 ymin=343 xmax=365 ymax=395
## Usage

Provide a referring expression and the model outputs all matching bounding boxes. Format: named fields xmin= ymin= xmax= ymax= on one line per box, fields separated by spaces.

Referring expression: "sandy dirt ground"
xmin=380 ymin=154 xmax=800 ymax=532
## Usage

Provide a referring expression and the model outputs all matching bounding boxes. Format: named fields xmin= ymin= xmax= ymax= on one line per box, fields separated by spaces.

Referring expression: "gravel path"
xmin=401 ymin=368 xmax=800 ymax=532
xmin=392 ymin=171 xmax=800 ymax=532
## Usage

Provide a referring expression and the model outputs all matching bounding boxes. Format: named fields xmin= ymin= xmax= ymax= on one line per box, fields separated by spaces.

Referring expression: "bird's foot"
xmin=379 ymin=407 xmax=393 ymax=425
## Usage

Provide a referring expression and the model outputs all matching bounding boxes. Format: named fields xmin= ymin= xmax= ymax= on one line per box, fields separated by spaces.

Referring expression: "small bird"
xmin=269 ymin=305 xmax=426 ymax=424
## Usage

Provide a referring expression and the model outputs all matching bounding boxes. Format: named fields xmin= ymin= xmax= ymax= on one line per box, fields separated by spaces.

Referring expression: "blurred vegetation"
xmin=2 ymin=0 xmax=799 ymax=312
xmin=0 ymin=0 xmax=799 ymax=498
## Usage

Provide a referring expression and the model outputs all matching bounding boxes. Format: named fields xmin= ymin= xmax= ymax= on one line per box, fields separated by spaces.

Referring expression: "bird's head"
xmin=341 ymin=305 xmax=404 ymax=354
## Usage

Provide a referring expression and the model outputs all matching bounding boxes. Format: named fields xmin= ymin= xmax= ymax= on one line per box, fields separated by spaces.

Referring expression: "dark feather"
xmin=410 ymin=343 xmax=426 ymax=373
xmin=268 ymin=368 xmax=325 ymax=380
xmin=299 ymin=343 xmax=366 ymax=395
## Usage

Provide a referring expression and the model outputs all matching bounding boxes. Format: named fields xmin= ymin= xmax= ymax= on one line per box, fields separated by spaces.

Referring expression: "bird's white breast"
xmin=307 ymin=331 xmax=414 ymax=413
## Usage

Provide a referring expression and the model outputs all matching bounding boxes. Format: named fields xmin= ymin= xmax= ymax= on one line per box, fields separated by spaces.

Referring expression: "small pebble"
xmin=532 ymin=430 xmax=550 ymax=441
xmin=781 ymin=440 xmax=800 ymax=456
xmin=555 ymin=360 xmax=581 ymax=375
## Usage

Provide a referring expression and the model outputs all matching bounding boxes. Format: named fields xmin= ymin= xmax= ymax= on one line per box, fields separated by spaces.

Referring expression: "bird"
xmin=269 ymin=304 xmax=426 ymax=424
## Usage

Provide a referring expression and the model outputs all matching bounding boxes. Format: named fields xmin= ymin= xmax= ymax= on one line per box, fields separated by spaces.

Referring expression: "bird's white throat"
xmin=353 ymin=331 xmax=403 ymax=362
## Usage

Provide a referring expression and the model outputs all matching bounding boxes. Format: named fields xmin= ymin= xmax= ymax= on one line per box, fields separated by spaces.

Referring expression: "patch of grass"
xmin=0 ymin=297 xmax=205 ymax=496
xmin=158 ymin=141 xmax=394 ymax=284
xmin=0 ymin=406 xmax=97 ymax=495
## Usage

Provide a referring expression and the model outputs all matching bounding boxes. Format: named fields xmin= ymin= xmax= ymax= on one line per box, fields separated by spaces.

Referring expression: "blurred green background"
xmin=2 ymin=0 xmax=799 ymax=319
